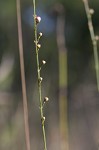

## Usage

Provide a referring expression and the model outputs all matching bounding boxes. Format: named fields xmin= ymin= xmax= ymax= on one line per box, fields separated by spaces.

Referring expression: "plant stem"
xmin=16 ymin=0 xmax=31 ymax=150
xmin=56 ymin=5 xmax=69 ymax=150
xmin=83 ymin=0 xmax=99 ymax=91
xmin=32 ymin=0 xmax=47 ymax=149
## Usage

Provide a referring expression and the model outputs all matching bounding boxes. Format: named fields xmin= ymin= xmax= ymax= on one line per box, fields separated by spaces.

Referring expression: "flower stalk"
xmin=32 ymin=0 xmax=47 ymax=149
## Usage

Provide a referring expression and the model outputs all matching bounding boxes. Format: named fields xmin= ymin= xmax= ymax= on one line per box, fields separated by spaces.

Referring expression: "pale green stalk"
xmin=32 ymin=0 xmax=47 ymax=149
xmin=83 ymin=0 xmax=99 ymax=91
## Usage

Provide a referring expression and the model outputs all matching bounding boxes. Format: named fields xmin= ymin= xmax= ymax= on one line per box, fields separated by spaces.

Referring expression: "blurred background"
xmin=0 ymin=0 xmax=99 ymax=150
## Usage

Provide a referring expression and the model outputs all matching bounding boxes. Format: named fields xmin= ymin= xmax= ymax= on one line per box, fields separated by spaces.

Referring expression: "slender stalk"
xmin=56 ymin=5 xmax=69 ymax=150
xmin=16 ymin=0 xmax=31 ymax=150
xmin=32 ymin=0 xmax=47 ymax=149
xmin=83 ymin=0 xmax=99 ymax=91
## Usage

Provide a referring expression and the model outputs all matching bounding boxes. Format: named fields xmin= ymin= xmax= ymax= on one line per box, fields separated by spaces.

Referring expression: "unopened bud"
xmin=39 ymin=77 xmax=43 ymax=82
xmin=39 ymin=32 xmax=43 ymax=37
xmin=44 ymin=97 xmax=49 ymax=103
xmin=37 ymin=44 xmax=41 ymax=49
xmin=89 ymin=9 xmax=94 ymax=15
xmin=41 ymin=116 xmax=45 ymax=124
xmin=35 ymin=16 xmax=41 ymax=24
xmin=42 ymin=60 xmax=46 ymax=65
xmin=95 ymin=35 xmax=99 ymax=41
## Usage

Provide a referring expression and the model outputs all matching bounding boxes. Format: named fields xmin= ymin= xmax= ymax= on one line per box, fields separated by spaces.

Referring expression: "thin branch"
xmin=83 ymin=0 xmax=99 ymax=91
xmin=16 ymin=0 xmax=31 ymax=150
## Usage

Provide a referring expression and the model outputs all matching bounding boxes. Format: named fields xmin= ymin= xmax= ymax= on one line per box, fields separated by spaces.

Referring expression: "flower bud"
xmin=42 ymin=60 xmax=46 ymax=65
xmin=44 ymin=97 xmax=49 ymax=103
xmin=39 ymin=32 xmax=43 ymax=37
xmin=41 ymin=116 xmax=45 ymax=124
xmin=37 ymin=44 xmax=41 ymax=49
xmin=39 ymin=77 xmax=43 ymax=82
xmin=89 ymin=9 xmax=94 ymax=15
xmin=35 ymin=16 xmax=41 ymax=24
xmin=95 ymin=35 xmax=99 ymax=41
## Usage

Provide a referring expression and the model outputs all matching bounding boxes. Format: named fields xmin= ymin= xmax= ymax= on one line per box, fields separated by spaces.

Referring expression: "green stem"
xmin=83 ymin=0 xmax=99 ymax=91
xmin=32 ymin=0 xmax=47 ymax=149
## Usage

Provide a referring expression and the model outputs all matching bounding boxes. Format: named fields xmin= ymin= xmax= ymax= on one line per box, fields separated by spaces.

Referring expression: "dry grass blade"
xmin=16 ymin=0 xmax=31 ymax=150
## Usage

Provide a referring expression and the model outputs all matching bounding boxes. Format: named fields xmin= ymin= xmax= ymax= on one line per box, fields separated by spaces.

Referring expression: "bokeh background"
xmin=0 ymin=0 xmax=99 ymax=150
